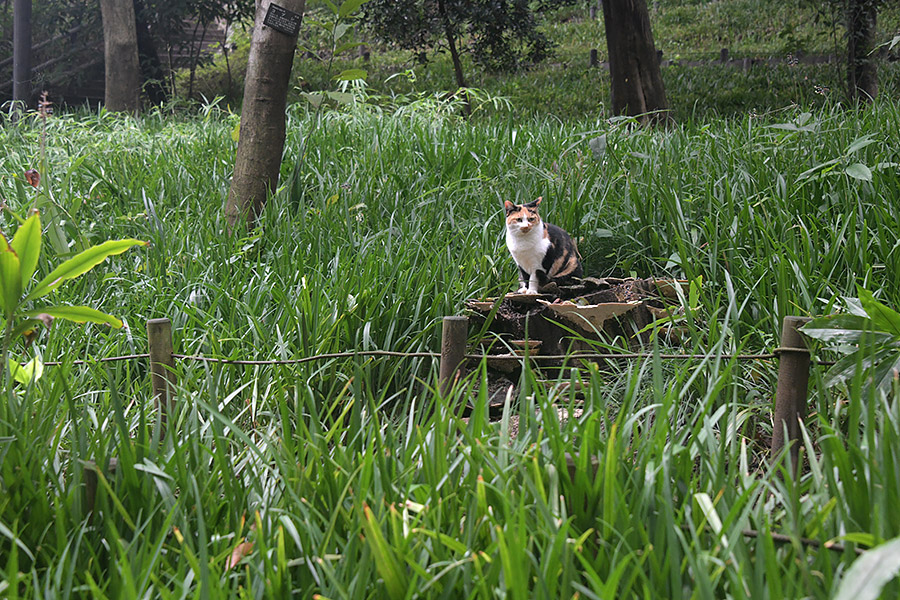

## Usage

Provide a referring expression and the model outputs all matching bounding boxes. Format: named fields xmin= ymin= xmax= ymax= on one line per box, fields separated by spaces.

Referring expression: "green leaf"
xmin=834 ymin=536 xmax=900 ymax=600
xmin=858 ymin=287 xmax=900 ymax=335
xmin=335 ymin=41 xmax=365 ymax=55
xmin=338 ymin=0 xmax=368 ymax=19
xmin=0 ymin=249 xmax=23 ymax=317
xmin=801 ymin=314 xmax=895 ymax=345
xmin=845 ymin=162 xmax=873 ymax=181
xmin=846 ymin=134 xmax=877 ymax=154
xmin=334 ymin=68 xmax=367 ymax=82
xmin=23 ymin=306 xmax=123 ymax=328
xmin=326 ymin=91 xmax=355 ymax=105
xmin=361 ymin=504 xmax=406 ymax=600
xmin=302 ymin=92 xmax=325 ymax=108
xmin=8 ymin=355 xmax=43 ymax=385
xmin=26 ymin=239 xmax=147 ymax=302
xmin=10 ymin=212 xmax=41 ymax=283
xmin=333 ymin=22 xmax=350 ymax=42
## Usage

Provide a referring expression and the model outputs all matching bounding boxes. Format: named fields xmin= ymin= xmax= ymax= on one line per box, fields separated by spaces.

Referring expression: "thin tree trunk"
xmin=847 ymin=0 xmax=878 ymax=103
xmin=188 ymin=20 xmax=209 ymax=100
xmin=436 ymin=0 xmax=471 ymax=115
xmin=223 ymin=21 xmax=234 ymax=101
xmin=99 ymin=0 xmax=141 ymax=114
xmin=12 ymin=0 xmax=31 ymax=114
xmin=225 ymin=0 xmax=305 ymax=231
xmin=602 ymin=0 xmax=670 ymax=125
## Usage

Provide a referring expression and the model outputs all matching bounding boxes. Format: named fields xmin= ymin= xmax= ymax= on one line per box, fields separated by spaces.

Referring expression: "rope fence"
xmin=63 ymin=315 xmax=852 ymax=556
xmin=34 ymin=315 xmax=821 ymax=470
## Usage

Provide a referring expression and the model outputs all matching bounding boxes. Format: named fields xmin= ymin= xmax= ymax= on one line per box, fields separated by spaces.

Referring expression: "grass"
xmin=0 ymin=86 xmax=899 ymax=596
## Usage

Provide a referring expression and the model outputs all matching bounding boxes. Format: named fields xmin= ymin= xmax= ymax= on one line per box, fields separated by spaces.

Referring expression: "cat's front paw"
xmin=515 ymin=287 xmax=529 ymax=295
xmin=524 ymin=288 xmax=539 ymax=295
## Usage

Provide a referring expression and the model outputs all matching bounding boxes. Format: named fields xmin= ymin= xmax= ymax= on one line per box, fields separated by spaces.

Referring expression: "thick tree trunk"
xmin=12 ymin=0 xmax=31 ymax=113
xmin=602 ymin=0 xmax=670 ymax=125
xmin=847 ymin=0 xmax=878 ymax=103
xmin=99 ymin=0 xmax=141 ymax=114
xmin=225 ymin=0 xmax=305 ymax=231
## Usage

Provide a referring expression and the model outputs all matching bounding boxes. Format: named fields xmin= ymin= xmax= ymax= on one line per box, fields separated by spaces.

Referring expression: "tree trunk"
xmin=12 ymin=0 xmax=31 ymax=115
xmin=602 ymin=0 xmax=670 ymax=125
xmin=99 ymin=0 xmax=141 ymax=114
xmin=133 ymin=0 xmax=168 ymax=106
xmin=225 ymin=0 xmax=305 ymax=231
xmin=436 ymin=0 xmax=471 ymax=115
xmin=847 ymin=0 xmax=878 ymax=103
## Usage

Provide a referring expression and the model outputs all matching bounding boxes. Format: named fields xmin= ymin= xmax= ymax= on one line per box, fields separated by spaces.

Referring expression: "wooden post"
xmin=720 ymin=47 xmax=729 ymax=63
xmin=439 ymin=316 xmax=468 ymax=396
xmin=771 ymin=316 xmax=812 ymax=473
xmin=590 ymin=48 xmax=599 ymax=67
xmin=147 ymin=318 xmax=176 ymax=434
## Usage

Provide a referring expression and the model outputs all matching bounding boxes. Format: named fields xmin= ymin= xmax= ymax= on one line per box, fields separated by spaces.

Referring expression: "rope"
xmin=33 ymin=349 xmax=837 ymax=368
xmin=469 ymin=352 xmax=779 ymax=361
xmin=43 ymin=353 xmax=150 ymax=367
xmin=172 ymin=351 xmax=440 ymax=365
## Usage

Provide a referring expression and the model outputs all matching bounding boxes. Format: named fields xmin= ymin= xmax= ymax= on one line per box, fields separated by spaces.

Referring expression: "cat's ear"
xmin=503 ymin=200 xmax=516 ymax=212
xmin=524 ymin=196 xmax=542 ymax=209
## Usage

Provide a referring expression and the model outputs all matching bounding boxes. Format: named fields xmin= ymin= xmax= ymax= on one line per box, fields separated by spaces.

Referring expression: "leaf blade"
xmin=26 ymin=239 xmax=147 ymax=302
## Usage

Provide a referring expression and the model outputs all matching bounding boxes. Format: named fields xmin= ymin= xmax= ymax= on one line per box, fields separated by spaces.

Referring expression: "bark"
xmin=847 ymin=0 xmax=878 ymax=103
xmin=12 ymin=0 xmax=31 ymax=112
xmin=225 ymin=0 xmax=305 ymax=231
xmin=602 ymin=0 xmax=670 ymax=125
xmin=99 ymin=0 xmax=141 ymax=114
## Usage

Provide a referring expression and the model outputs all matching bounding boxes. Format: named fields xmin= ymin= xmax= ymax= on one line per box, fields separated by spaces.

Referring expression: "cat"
xmin=504 ymin=197 xmax=582 ymax=295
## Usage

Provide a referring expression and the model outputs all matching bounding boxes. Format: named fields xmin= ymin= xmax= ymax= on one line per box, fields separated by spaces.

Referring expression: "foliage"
xmin=0 ymin=98 xmax=899 ymax=596
xmin=802 ymin=288 xmax=900 ymax=397
xmin=0 ymin=0 xmax=102 ymax=101
xmin=363 ymin=0 xmax=576 ymax=72
xmin=0 ymin=210 xmax=146 ymax=383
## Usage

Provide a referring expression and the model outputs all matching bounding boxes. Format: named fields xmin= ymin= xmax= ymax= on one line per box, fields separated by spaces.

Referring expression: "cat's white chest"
xmin=506 ymin=223 xmax=550 ymax=274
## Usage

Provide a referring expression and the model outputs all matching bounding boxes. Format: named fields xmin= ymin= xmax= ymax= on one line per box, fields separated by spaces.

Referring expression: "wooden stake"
xmin=439 ymin=316 xmax=468 ymax=396
xmin=147 ymin=318 xmax=176 ymax=434
xmin=771 ymin=316 xmax=812 ymax=473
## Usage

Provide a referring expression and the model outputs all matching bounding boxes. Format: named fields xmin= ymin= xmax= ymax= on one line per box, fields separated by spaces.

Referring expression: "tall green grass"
xmin=0 ymin=98 xmax=898 ymax=596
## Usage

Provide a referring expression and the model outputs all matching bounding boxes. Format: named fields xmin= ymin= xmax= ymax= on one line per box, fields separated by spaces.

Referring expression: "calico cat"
xmin=504 ymin=197 xmax=582 ymax=294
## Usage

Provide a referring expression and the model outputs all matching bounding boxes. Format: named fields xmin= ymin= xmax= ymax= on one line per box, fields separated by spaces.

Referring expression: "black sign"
xmin=263 ymin=3 xmax=302 ymax=36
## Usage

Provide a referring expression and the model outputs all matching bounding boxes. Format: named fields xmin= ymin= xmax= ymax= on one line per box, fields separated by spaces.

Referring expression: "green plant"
xmin=0 ymin=210 xmax=146 ymax=383
xmin=802 ymin=287 xmax=900 ymax=397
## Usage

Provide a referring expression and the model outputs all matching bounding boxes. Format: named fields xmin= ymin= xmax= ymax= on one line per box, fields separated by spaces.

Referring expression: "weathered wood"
xmin=147 ymin=318 xmax=176 ymax=434
xmin=439 ymin=316 xmax=468 ymax=396
xmin=771 ymin=316 xmax=812 ymax=474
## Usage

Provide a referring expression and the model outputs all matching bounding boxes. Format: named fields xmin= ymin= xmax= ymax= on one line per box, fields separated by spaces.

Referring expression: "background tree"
xmin=12 ymin=0 xmax=31 ymax=114
xmin=847 ymin=0 xmax=879 ymax=102
xmin=364 ymin=0 xmax=574 ymax=96
xmin=98 ymin=0 xmax=141 ymax=113
xmin=225 ymin=0 xmax=306 ymax=231
xmin=602 ymin=0 xmax=669 ymax=124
